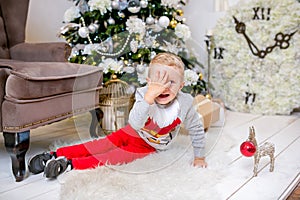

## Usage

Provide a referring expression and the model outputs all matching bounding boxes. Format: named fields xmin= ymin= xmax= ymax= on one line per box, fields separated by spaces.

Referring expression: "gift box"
xmin=180 ymin=95 xmax=222 ymax=134
xmin=193 ymin=95 xmax=221 ymax=130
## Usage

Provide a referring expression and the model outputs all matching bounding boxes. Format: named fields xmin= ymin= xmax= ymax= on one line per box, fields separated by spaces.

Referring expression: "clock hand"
xmin=255 ymin=31 xmax=297 ymax=57
xmin=274 ymin=31 xmax=297 ymax=49
xmin=233 ymin=16 xmax=262 ymax=57
xmin=233 ymin=16 xmax=297 ymax=59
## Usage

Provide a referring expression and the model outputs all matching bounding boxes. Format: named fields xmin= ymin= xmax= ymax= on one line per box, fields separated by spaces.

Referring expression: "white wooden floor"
xmin=0 ymin=110 xmax=299 ymax=200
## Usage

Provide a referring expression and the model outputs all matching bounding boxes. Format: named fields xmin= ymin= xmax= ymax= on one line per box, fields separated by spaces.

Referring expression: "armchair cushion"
xmin=2 ymin=61 xmax=102 ymax=100
xmin=2 ymin=88 xmax=99 ymax=133
xmin=10 ymin=42 xmax=71 ymax=62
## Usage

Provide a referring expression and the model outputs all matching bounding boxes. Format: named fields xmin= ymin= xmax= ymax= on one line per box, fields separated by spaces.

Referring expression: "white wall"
xmin=26 ymin=0 xmax=73 ymax=42
xmin=183 ymin=0 xmax=241 ymax=61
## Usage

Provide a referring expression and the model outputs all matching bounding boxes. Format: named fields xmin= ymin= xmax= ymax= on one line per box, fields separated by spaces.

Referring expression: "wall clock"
xmin=210 ymin=0 xmax=300 ymax=115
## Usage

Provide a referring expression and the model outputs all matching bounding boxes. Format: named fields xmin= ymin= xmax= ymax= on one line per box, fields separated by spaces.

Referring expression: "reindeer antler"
xmin=248 ymin=126 xmax=258 ymax=147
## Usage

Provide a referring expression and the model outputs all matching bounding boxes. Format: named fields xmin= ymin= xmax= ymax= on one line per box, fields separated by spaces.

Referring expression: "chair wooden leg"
xmin=89 ymin=108 xmax=104 ymax=138
xmin=3 ymin=131 xmax=30 ymax=182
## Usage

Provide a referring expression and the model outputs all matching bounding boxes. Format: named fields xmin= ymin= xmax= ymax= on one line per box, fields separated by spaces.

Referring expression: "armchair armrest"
xmin=9 ymin=42 xmax=71 ymax=62
xmin=0 ymin=67 xmax=10 ymax=132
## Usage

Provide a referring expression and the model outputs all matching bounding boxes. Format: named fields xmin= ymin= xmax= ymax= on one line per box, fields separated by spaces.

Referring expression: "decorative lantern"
xmin=99 ymin=76 xmax=135 ymax=134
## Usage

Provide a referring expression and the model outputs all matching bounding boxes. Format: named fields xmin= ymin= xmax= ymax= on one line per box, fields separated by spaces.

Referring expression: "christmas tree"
xmin=59 ymin=0 xmax=207 ymax=95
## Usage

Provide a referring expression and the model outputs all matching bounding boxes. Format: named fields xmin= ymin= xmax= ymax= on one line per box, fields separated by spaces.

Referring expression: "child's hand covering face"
xmin=144 ymin=64 xmax=184 ymax=105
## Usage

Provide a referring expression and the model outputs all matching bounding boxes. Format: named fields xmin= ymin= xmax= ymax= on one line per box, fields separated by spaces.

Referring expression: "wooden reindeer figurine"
xmin=248 ymin=126 xmax=275 ymax=177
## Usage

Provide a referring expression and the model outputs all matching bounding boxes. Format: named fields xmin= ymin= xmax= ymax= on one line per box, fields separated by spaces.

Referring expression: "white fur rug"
xmin=58 ymin=133 xmax=235 ymax=200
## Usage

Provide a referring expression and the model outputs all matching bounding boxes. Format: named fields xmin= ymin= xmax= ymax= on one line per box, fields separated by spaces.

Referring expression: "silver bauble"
xmin=111 ymin=0 xmax=120 ymax=10
xmin=127 ymin=0 xmax=141 ymax=13
xmin=107 ymin=17 xmax=115 ymax=25
xmin=119 ymin=0 xmax=128 ymax=10
xmin=88 ymin=24 xmax=98 ymax=34
xmin=78 ymin=27 xmax=89 ymax=38
xmin=146 ymin=15 xmax=155 ymax=25
xmin=140 ymin=0 xmax=148 ymax=8
xmin=158 ymin=16 xmax=170 ymax=28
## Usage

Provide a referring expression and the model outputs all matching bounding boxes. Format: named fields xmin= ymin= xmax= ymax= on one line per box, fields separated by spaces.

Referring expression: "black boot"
xmin=44 ymin=157 xmax=72 ymax=179
xmin=28 ymin=152 xmax=55 ymax=174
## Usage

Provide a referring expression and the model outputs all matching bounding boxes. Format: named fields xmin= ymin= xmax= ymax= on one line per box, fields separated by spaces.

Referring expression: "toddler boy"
xmin=28 ymin=52 xmax=207 ymax=179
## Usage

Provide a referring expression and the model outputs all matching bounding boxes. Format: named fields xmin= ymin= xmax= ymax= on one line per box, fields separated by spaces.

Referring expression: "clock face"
xmin=210 ymin=0 xmax=300 ymax=115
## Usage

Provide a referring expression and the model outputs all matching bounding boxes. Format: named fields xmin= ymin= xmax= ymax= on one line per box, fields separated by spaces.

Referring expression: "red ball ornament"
xmin=240 ymin=141 xmax=256 ymax=157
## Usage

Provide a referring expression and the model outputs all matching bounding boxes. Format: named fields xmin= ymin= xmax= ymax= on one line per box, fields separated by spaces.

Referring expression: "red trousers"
xmin=56 ymin=125 xmax=156 ymax=170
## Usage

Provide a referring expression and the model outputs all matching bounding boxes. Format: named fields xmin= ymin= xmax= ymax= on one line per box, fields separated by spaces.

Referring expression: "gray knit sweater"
xmin=128 ymin=86 xmax=206 ymax=158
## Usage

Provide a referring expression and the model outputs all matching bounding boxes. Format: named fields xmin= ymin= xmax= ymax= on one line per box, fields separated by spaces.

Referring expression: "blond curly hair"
xmin=149 ymin=52 xmax=184 ymax=74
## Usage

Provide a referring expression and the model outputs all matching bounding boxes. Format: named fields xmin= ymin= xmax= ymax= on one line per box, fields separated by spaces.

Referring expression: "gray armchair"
xmin=0 ymin=0 xmax=103 ymax=181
